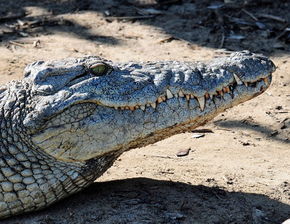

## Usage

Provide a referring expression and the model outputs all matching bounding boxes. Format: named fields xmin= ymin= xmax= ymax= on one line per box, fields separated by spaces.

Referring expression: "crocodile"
xmin=0 ymin=51 xmax=275 ymax=219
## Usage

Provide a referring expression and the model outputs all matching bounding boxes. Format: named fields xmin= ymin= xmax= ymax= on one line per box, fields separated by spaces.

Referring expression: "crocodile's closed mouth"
xmin=0 ymin=51 xmax=276 ymax=219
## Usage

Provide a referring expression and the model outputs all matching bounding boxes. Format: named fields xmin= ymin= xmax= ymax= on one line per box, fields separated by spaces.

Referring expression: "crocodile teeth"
xmin=197 ymin=96 xmax=205 ymax=111
xmin=244 ymin=82 xmax=248 ymax=87
xmin=157 ymin=97 xmax=163 ymax=103
xmin=178 ymin=90 xmax=185 ymax=97
xmin=185 ymin=94 xmax=190 ymax=101
xmin=205 ymin=93 xmax=210 ymax=99
xmin=166 ymin=89 xmax=173 ymax=99
xmin=129 ymin=106 xmax=135 ymax=111
xmin=140 ymin=105 xmax=145 ymax=111
xmin=223 ymin=86 xmax=230 ymax=93
xmin=217 ymin=90 xmax=223 ymax=96
xmin=151 ymin=102 xmax=156 ymax=109
xmin=233 ymin=74 xmax=243 ymax=85
xmin=210 ymin=94 xmax=213 ymax=99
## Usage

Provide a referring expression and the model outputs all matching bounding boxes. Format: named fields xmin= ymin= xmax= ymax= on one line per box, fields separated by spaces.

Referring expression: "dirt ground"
xmin=0 ymin=0 xmax=289 ymax=223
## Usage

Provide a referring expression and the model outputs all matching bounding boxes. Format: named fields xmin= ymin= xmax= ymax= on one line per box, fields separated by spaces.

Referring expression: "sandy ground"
xmin=0 ymin=1 xmax=289 ymax=223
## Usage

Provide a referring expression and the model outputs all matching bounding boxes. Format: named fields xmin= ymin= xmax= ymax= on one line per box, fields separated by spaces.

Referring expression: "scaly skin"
xmin=0 ymin=51 xmax=275 ymax=219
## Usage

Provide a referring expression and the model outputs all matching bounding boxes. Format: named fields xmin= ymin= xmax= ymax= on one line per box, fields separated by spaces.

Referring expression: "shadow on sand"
xmin=215 ymin=119 xmax=290 ymax=145
xmin=4 ymin=177 xmax=290 ymax=224
xmin=0 ymin=0 xmax=289 ymax=55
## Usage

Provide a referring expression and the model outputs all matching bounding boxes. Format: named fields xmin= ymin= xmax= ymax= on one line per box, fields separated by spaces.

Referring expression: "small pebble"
xmin=282 ymin=219 xmax=290 ymax=224
xmin=192 ymin=133 xmax=205 ymax=138
xmin=176 ymin=148 xmax=191 ymax=157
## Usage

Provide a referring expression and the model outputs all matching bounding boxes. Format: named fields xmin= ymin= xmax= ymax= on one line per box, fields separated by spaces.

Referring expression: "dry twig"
xmin=241 ymin=9 xmax=258 ymax=21
xmin=9 ymin=41 xmax=25 ymax=47
xmin=257 ymin=13 xmax=287 ymax=23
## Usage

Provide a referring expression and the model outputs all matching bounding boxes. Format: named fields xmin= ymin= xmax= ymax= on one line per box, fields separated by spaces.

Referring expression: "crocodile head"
xmin=22 ymin=51 xmax=275 ymax=162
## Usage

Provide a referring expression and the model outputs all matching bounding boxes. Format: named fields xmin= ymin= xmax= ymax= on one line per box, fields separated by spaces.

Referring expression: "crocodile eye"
xmin=89 ymin=62 xmax=113 ymax=76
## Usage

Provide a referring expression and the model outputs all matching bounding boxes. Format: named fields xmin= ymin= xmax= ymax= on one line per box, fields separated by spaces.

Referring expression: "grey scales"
xmin=0 ymin=51 xmax=275 ymax=219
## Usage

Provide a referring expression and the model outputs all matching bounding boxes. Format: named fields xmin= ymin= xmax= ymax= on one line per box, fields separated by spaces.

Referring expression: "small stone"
xmin=176 ymin=148 xmax=191 ymax=157
xmin=191 ymin=133 xmax=205 ymax=138
xmin=282 ymin=219 xmax=290 ymax=224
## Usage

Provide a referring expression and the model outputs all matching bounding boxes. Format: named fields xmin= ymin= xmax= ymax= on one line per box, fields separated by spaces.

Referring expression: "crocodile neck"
xmin=0 ymin=82 xmax=118 ymax=218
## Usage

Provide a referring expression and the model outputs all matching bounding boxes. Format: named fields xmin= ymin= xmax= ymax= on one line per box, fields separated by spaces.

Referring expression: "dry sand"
xmin=1 ymin=1 xmax=289 ymax=223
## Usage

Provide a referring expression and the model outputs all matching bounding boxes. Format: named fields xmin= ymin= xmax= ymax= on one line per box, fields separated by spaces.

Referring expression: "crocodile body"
xmin=0 ymin=51 xmax=275 ymax=219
